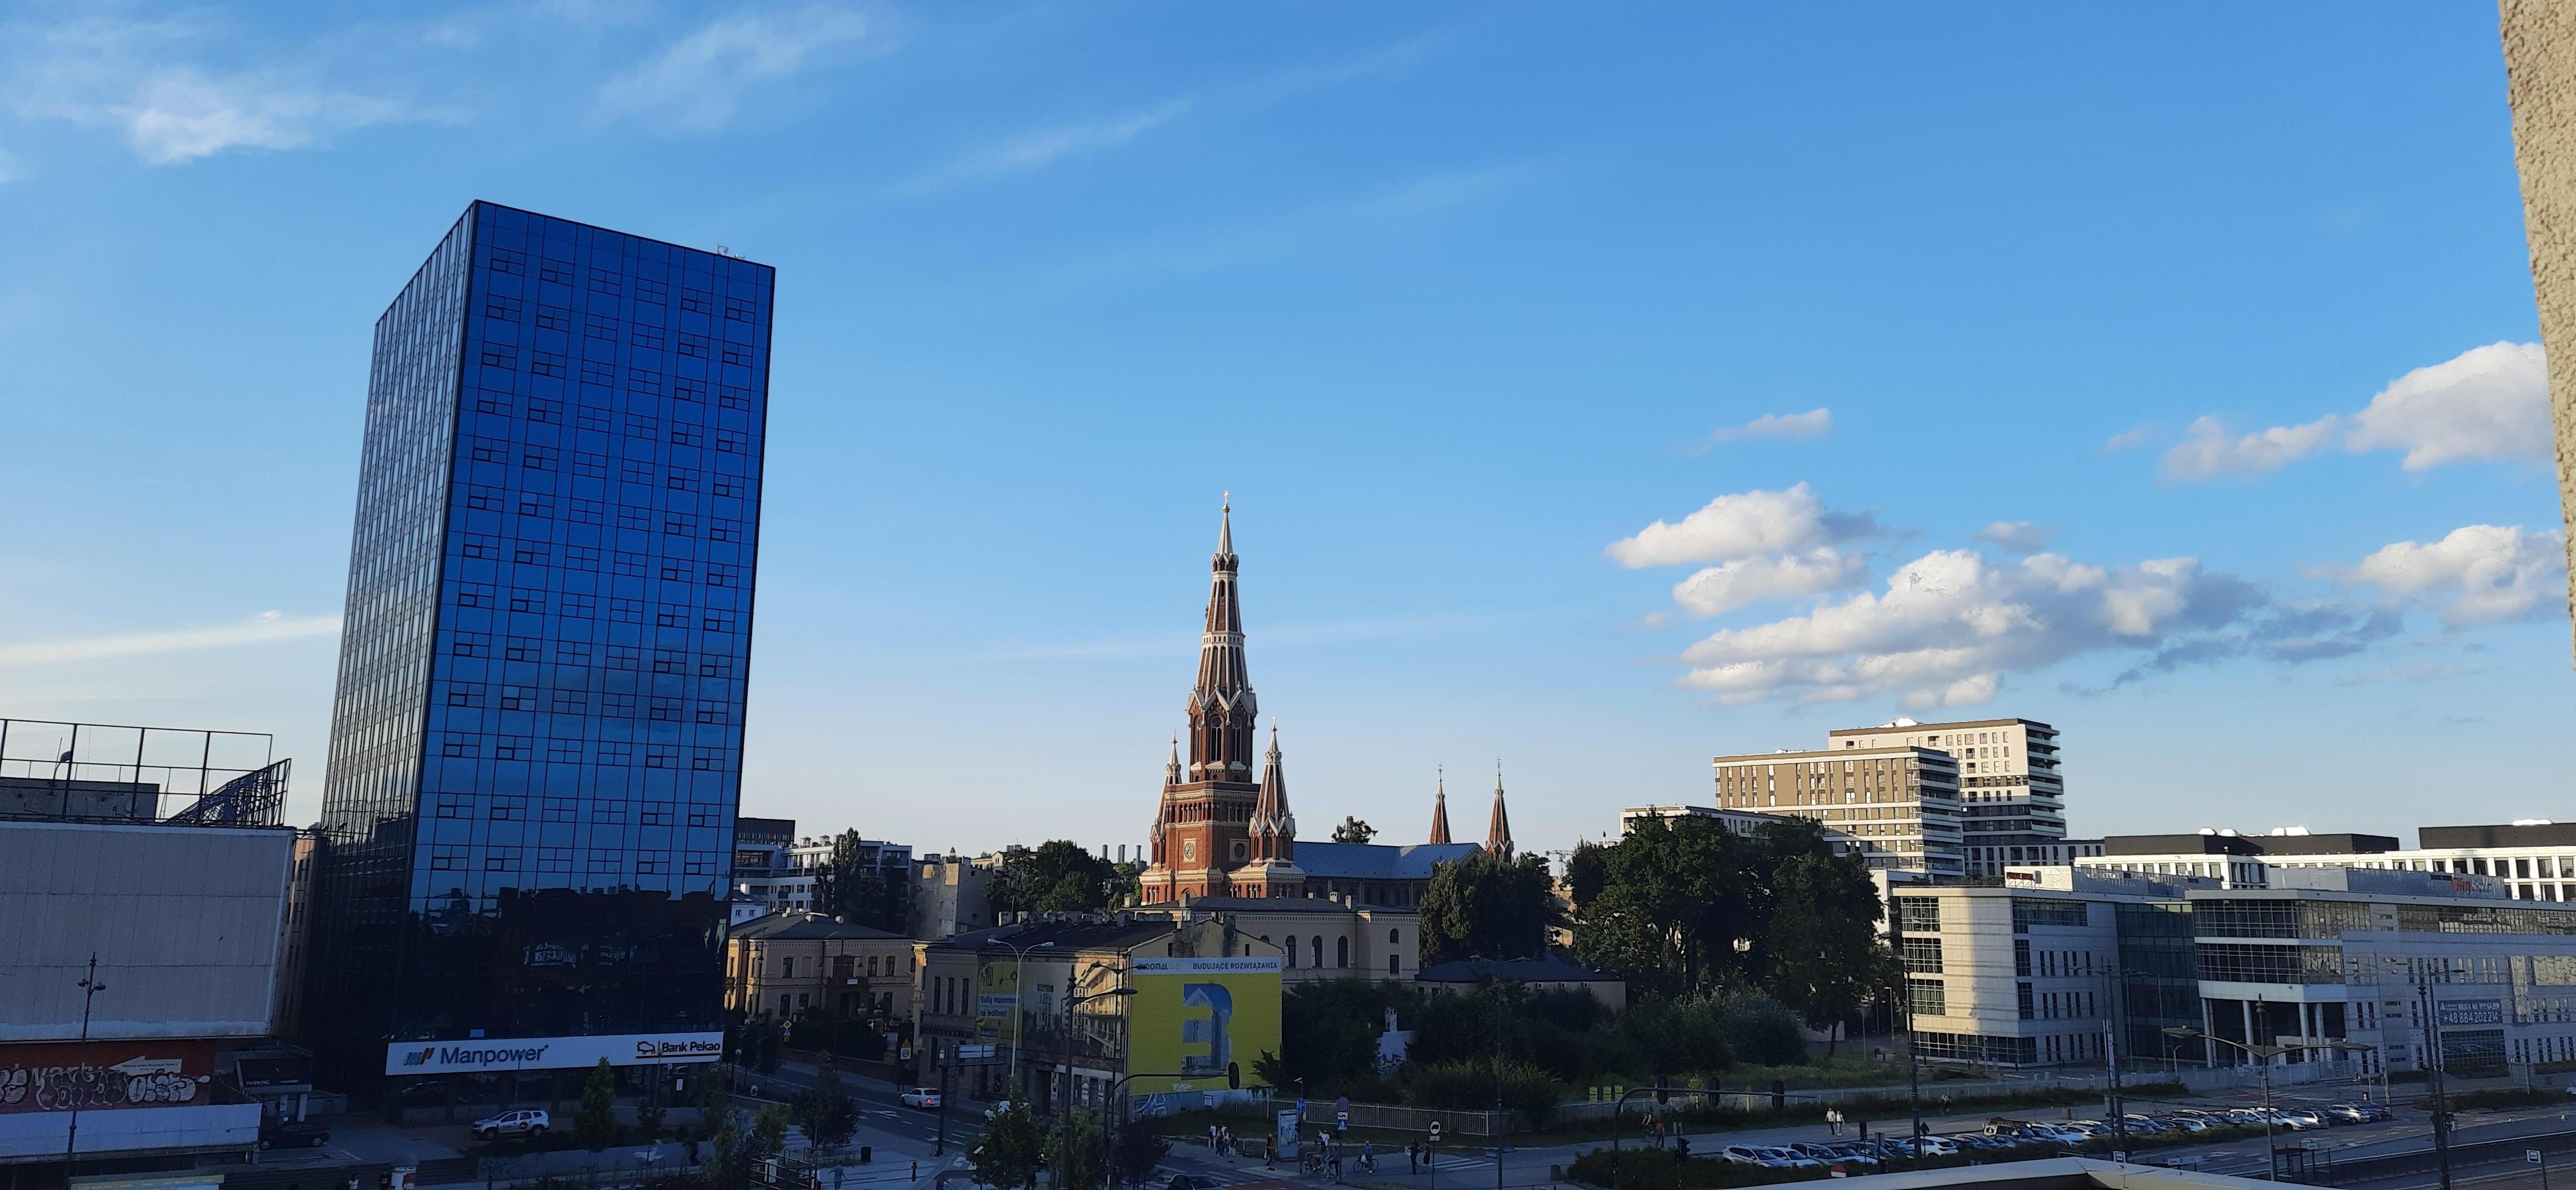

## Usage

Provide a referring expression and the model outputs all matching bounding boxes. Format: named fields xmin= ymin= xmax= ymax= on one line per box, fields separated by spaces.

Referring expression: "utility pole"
xmin=62 ymin=954 xmax=106 ymax=1188
xmin=2421 ymin=979 xmax=2455 ymax=1190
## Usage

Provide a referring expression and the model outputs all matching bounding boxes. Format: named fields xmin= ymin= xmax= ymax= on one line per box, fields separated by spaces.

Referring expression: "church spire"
xmin=1248 ymin=721 xmax=1295 ymax=864
xmin=1185 ymin=495 xmax=1257 ymax=783
xmin=1428 ymin=768 xmax=1452 ymax=844
xmin=1486 ymin=762 xmax=1514 ymax=859
xmin=1164 ymin=736 xmax=1183 ymax=787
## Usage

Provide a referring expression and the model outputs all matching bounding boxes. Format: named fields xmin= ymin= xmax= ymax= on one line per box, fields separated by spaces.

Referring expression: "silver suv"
xmin=472 ymin=1109 xmax=552 ymax=1140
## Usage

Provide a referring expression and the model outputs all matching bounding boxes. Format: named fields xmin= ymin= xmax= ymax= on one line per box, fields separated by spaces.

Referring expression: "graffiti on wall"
xmin=0 ymin=1043 xmax=214 ymax=1114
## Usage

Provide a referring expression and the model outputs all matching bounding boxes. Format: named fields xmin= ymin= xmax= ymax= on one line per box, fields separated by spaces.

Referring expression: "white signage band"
xmin=384 ymin=1031 xmax=725 ymax=1075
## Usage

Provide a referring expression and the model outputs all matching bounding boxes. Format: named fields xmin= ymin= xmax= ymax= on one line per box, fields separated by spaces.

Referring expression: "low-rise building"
xmin=1414 ymin=954 xmax=1626 ymax=1012
xmin=1167 ymin=896 xmax=1418 ymax=981
xmin=726 ymin=911 xmax=918 ymax=1026
xmin=912 ymin=915 xmax=1282 ymax=1115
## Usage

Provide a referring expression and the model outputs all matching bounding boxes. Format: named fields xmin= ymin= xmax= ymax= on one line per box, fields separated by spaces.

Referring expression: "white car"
xmin=472 ymin=1109 xmax=550 ymax=1140
xmin=1720 ymin=1145 xmax=1769 ymax=1166
xmin=900 ymin=1087 xmax=943 ymax=1110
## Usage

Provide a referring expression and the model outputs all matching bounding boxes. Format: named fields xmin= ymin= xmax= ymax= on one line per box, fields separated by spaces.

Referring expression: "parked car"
xmin=1824 ymin=1143 xmax=1882 ymax=1167
xmin=2321 ymin=1104 xmax=2368 ymax=1125
xmin=1720 ymin=1145 xmax=1769 ymax=1166
xmin=2218 ymin=1108 xmax=2267 ymax=1126
xmin=2119 ymin=1114 xmax=2169 ymax=1134
xmin=1944 ymin=1133 xmax=2013 ymax=1152
xmin=2276 ymin=1109 xmax=2327 ymax=1130
xmin=1759 ymin=1148 xmax=1824 ymax=1169
xmin=2158 ymin=1115 xmax=2210 ymax=1133
xmin=900 ymin=1087 xmax=943 ymax=1110
xmin=1788 ymin=1143 xmax=1843 ymax=1164
xmin=258 ymin=1118 xmax=330 ymax=1149
xmin=2348 ymin=1101 xmax=2393 ymax=1122
xmin=472 ymin=1109 xmax=550 ymax=1140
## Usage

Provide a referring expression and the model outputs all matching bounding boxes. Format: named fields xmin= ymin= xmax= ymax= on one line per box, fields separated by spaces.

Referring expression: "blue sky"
xmin=1 ymin=2 xmax=2566 ymax=856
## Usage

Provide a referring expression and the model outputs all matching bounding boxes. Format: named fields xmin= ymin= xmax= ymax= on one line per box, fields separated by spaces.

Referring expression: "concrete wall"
xmin=2500 ymin=0 xmax=2576 ymax=652
xmin=0 ymin=820 xmax=294 ymax=1041
xmin=0 ymin=1101 xmax=260 ymax=1160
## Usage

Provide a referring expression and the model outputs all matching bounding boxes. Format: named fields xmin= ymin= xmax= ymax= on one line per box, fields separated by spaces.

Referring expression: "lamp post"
xmin=62 ymin=954 xmax=106 ymax=1188
xmin=1056 ymin=971 xmax=1135 ymax=1190
xmin=2163 ymin=1027 xmax=2377 ymax=1182
xmin=994 ymin=937 xmax=1054 ymax=1102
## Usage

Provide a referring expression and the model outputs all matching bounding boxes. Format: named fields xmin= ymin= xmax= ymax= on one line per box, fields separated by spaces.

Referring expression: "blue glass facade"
xmin=312 ymin=202 xmax=772 ymax=1075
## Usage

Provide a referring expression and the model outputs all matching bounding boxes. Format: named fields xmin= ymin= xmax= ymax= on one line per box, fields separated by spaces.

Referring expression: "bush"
xmin=1711 ymin=992 xmax=1806 ymax=1066
xmin=1407 ymin=1058 xmax=1568 ymax=1125
xmin=2451 ymin=1087 xmax=2559 ymax=1110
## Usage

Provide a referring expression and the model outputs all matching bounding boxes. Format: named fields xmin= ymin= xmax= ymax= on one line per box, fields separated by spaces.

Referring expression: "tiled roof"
xmin=1183 ymin=896 xmax=1413 ymax=915
xmin=1292 ymin=841 xmax=1483 ymax=881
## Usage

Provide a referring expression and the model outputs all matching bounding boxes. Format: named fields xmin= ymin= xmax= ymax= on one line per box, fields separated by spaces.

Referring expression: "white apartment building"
xmin=2081 ymin=822 xmax=2576 ymax=903
xmin=1831 ymin=717 xmax=2067 ymax=876
xmin=1714 ymin=745 xmax=1964 ymax=878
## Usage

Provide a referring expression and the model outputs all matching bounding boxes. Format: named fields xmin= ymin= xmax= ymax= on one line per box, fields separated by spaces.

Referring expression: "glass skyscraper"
xmin=310 ymin=202 xmax=772 ymax=1085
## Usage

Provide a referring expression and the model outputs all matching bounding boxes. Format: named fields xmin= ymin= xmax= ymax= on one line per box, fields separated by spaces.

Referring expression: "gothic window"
xmin=1337 ymin=937 xmax=1350 ymax=968
xmin=1284 ymin=937 xmax=1298 ymax=968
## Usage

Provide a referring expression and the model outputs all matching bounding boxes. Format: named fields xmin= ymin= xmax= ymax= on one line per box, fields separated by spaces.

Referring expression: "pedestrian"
xmin=687 ymin=1139 xmax=702 ymax=1166
xmin=1407 ymin=1142 xmax=1418 ymax=1174
xmin=1266 ymin=1135 xmax=1277 ymax=1169
xmin=1360 ymin=1141 xmax=1374 ymax=1174
xmin=1329 ymin=1145 xmax=1342 ymax=1182
xmin=1210 ymin=1124 xmax=1221 ymax=1152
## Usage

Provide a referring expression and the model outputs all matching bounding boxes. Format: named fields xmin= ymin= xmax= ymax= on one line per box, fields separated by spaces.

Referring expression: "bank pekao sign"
xmin=383 ymin=1032 xmax=724 ymax=1075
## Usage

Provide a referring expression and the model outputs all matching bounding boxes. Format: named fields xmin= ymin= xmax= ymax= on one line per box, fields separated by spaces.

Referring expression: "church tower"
xmin=1427 ymin=769 xmax=1453 ymax=844
xmin=1142 ymin=499 xmax=1298 ymax=902
xmin=1486 ymin=763 xmax=1514 ymax=859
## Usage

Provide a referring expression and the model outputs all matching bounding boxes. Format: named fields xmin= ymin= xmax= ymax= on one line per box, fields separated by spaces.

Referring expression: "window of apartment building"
xmin=1901 ymin=937 xmax=1944 ymax=974
xmin=2017 ymin=982 xmax=2035 ymax=1020
xmin=780 ymin=957 xmax=795 ymax=978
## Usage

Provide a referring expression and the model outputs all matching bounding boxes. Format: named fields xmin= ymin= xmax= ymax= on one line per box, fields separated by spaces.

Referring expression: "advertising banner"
xmin=383 ymin=1031 xmax=724 ymax=1075
xmin=1125 ymin=956 xmax=1280 ymax=1095
xmin=2436 ymin=998 xmax=2506 ymax=1028
xmin=0 ymin=1040 xmax=216 ymax=1114
xmin=974 ymin=960 xmax=1020 ymax=1043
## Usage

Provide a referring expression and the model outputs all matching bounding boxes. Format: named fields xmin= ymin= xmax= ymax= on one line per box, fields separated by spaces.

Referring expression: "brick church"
xmin=1138 ymin=501 xmax=1507 ymax=907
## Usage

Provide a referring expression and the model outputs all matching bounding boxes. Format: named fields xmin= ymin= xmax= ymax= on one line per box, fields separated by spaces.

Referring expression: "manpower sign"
xmin=383 ymin=1032 xmax=724 ymax=1075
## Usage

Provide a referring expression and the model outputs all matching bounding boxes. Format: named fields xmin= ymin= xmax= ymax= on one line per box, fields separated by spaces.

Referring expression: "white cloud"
xmin=595 ymin=3 xmax=877 ymax=132
xmin=1605 ymin=484 xmax=1880 ymax=569
xmin=2334 ymin=524 xmax=2567 ymax=627
xmin=2345 ymin=342 xmax=2551 ymax=470
xmin=2101 ymin=427 xmax=2151 ymax=453
xmin=2162 ymin=343 xmax=2549 ymax=482
xmin=887 ymin=99 xmax=1192 ymax=198
xmin=1702 ymin=408 xmax=1831 ymax=448
xmin=0 ymin=612 xmax=340 ymax=667
xmin=1671 ymin=548 xmax=1868 ymax=617
xmin=1974 ymin=521 xmax=2057 ymax=553
xmin=7 ymin=16 xmax=445 ymax=164
xmin=2159 ymin=414 xmax=2340 ymax=481
xmin=1671 ymin=549 xmax=2271 ymax=706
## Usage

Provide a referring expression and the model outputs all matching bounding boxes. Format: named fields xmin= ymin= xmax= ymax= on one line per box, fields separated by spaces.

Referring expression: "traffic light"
xmin=1227 ymin=1062 xmax=1241 ymax=1090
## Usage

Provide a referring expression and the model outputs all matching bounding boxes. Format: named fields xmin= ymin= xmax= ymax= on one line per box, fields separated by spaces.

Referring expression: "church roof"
xmin=1180 ymin=896 xmax=1414 ymax=915
xmin=1290 ymin=841 xmax=1482 ymax=881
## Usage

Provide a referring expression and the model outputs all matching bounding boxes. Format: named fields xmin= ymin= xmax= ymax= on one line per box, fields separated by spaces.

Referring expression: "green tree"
xmin=1567 ymin=816 xmax=1757 ymax=996
xmin=1419 ymin=851 xmax=1565 ymax=962
xmin=574 ymin=1058 xmax=619 ymax=1152
xmin=795 ymin=1062 xmax=861 ymax=1152
xmin=1048 ymin=1111 xmax=1108 ymax=1190
xmin=970 ymin=1103 xmax=1046 ymax=1189
xmin=752 ymin=1104 xmax=789 ymax=1163
xmin=1260 ymin=978 xmax=1422 ymax=1096
xmin=988 ymin=841 xmax=1125 ymax=914
xmin=1111 ymin=1124 xmax=1170 ymax=1187
xmin=813 ymin=830 xmax=910 ymax=933
xmin=1330 ymin=816 xmax=1376 ymax=843
xmin=636 ymin=1094 xmax=666 ymax=1142
xmin=1752 ymin=823 xmax=1891 ymax=1052
xmin=708 ymin=1110 xmax=748 ymax=1190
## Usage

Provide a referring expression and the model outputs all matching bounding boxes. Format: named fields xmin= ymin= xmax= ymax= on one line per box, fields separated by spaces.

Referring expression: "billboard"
xmin=383 ymin=1031 xmax=723 ymax=1075
xmin=0 ymin=1040 xmax=216 ymax=1113
xmin=974 ymin=959 xmax=1021 ymax=1043
xmin=1125 ymin=957 xmax=1280 ymax=1095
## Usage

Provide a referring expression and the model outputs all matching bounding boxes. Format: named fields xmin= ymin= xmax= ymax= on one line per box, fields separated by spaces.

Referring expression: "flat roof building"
xmin=1714 ymin=746 xmax=1964 ymax=878
xmin=1831 ymin=718 xmax=2066 ymax=877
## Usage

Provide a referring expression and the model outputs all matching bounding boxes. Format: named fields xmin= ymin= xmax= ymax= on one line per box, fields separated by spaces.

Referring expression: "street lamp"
xmin=1055 ymin=974 xmax=1136 ymax=1189
xmin=62 ymin=955 xmax=105 ymax=1188
xmin=2162 ymin=1027 xmax=2376 ymax=1182
xmin=993 ymin=937 xmax=1055 ymax=1100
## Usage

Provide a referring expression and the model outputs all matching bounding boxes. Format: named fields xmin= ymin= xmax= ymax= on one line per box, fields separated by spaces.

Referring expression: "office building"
xmin=1712 ymin=745 xmax=1964 ymax=877
xmin=1832 ymin=718 xmax=2067 ymax=876
xmin=309 ymin=202 xmax=773 ymax=1087
xmin=1888 ymin=867 xmax=2214 ymax=1069
xmin=2187 ymin=867 xmax=2576 ymax=1079
xmin=730 ymin=815 xmax=796 ymax=921
xmin=2082 ymin=821 xmax=2576 ymax=901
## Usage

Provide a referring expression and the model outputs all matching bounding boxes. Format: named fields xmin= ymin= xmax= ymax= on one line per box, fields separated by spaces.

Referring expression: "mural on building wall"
xmin=0 ymin=1041 xmax=215 ymax=1113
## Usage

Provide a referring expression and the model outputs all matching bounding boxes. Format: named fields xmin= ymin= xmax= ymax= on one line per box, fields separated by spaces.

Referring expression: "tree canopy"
xmin=989 ymin=840 xmax=1129 ymax=914
xmin=812 ymin=829 xmax=908 ymax=933
xmin=1417 ymin=851 xmax=1565 ymax=963
xmin=1330 ymin=816 xmax=1376 ymax=843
